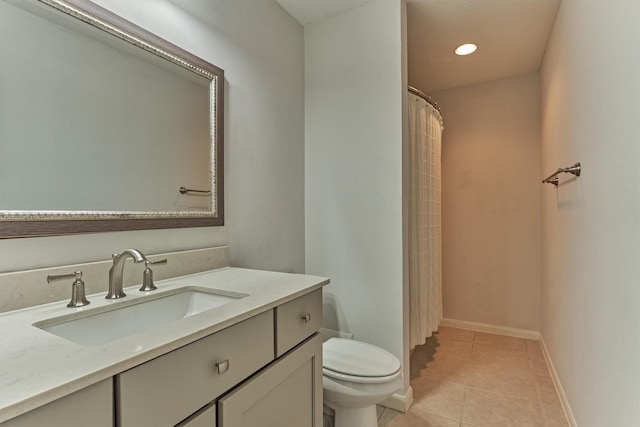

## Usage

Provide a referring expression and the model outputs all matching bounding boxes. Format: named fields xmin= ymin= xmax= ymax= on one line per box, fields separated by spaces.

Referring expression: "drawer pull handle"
xmin=301 ymin=313 xmax=312 ymax=323
xmin=215 ymin=359 xmax=230 ymax=375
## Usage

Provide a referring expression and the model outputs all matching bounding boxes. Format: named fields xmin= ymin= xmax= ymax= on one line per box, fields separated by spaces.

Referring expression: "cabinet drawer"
xmin=117 ymin=310 xmax=274 ymax=427
xmin=275 ymin=289 xmax=322 ymax=357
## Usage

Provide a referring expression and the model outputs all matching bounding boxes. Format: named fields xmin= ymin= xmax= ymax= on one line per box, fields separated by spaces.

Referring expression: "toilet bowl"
xmin=323 ymin=338 xmax=402 ymax=427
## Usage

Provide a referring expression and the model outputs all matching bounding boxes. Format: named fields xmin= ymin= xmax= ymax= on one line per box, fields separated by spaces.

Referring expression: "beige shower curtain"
xmin=408 ymin=92 xmax=444 ymax=350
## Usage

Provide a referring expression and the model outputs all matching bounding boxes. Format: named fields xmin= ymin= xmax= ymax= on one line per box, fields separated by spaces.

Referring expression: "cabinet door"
xmin=176 ymin=402 xmax=216 ymax=427
xmin=218 ymin=334 xmax=322 ymax=427
xmin=1 ymin=378 xmax=112 ymax=427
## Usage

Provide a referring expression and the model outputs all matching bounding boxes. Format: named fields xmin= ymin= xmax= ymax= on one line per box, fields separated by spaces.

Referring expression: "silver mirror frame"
xmin=0 ymin=0 xmax=224 ymax=238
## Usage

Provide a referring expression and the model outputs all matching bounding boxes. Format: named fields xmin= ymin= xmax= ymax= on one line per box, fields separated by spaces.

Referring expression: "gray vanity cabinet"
xmin=1 ymin=379 xmax=113 ymax=427
xmin=1 ymin=288 xmax=323 ymax=427
xmin=117 ymin=288 xmax=323 ymax=427
xmin=116 ymin=310 xmax=275 ymax=427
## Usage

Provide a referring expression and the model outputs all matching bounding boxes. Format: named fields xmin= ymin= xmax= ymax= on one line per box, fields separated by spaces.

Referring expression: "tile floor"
xmin=378 ymin=326 xmax=570 ymax=427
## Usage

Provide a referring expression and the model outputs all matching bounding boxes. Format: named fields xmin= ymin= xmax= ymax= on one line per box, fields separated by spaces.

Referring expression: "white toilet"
xmin=322 ymin=338 xmax=402 ymax=427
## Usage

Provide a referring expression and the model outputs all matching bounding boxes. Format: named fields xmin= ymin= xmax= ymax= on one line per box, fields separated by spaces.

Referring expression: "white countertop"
xmin=0 ymin=267 xmax=329 ymax=423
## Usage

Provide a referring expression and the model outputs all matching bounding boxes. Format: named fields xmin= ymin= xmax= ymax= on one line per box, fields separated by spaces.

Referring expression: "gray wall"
xmin=304 ymin=0 xmax=409 ymax=397
xmin=540 ymin=0 xmax=640 ymax=424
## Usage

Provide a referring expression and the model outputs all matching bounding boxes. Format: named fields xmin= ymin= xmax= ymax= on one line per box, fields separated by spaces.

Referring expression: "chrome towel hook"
xmin=179 ymin=186 xmax=211 ymax=195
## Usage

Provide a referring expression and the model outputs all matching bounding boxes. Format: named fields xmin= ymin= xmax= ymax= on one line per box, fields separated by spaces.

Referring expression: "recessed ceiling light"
xmin=455 ymin=43 xmax=477 ymax=56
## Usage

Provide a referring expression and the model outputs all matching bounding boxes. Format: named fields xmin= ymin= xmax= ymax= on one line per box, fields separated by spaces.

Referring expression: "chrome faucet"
xmin=106 ymin=249 xmax=147 ymax=299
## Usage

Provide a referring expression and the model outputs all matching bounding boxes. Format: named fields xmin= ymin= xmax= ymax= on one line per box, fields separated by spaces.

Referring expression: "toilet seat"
xmin=323 ymin=367 xmax=401 ymax=384
xmin=323 ymin=338 xmax=401 ymax=384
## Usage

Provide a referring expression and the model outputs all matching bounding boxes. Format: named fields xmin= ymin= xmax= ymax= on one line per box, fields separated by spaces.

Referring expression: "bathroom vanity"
xmin=0 ymin=267 xmax=327 ymax=426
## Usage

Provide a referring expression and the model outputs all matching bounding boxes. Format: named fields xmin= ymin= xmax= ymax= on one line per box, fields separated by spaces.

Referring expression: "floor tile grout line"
xmin=460 ymin=383 xmax=470 ymax=426
xmin=463 ymin=387 xmax=548 ymax=427
xmin=397 ymin=327 xmax=567 ymax=427
xmin=412 ymin=405 xmax=464 ymax=425
xmin=464 ymin=383 xmax=547 ymax=405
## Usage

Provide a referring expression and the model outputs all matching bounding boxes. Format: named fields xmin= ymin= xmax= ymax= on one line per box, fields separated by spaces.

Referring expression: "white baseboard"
xmin=380 ymin=385 xmax=413 ymax=413
xmin=440 ymin=318 xmax=541 ymax=340
xmin=539 ymin=337 xmax=577 ymax=427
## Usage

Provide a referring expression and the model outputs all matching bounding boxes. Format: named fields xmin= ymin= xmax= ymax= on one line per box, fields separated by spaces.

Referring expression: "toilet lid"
xmin=323 ymin=338 xmax=401 ymax=378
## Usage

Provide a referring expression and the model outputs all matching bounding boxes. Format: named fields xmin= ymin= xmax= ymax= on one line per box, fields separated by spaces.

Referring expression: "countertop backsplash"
xmin=0 ymin=246 xmax=230 ymax=314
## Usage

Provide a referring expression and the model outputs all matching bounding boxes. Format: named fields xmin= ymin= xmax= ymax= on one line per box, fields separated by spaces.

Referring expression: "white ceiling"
xmin=275 ymin=0 xmax=375 ymax=26
xmin=407 ymin=0 xmax=560 ymax=92
xmin=277 ymin=0 xmax=560 ymax=93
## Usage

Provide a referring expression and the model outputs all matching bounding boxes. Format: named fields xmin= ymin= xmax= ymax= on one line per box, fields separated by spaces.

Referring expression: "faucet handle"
xmin=47 ymin=271 xmax=90 ymax=308
xmin=139 ymin=259 xmax=167 ymax=292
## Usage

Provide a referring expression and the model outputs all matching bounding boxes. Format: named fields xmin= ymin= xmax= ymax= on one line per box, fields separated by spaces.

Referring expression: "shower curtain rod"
xmin=408 ymin=85 xmax=442 ymax=114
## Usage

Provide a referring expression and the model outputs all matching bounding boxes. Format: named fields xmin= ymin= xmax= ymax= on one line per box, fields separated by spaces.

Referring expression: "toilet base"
xmin=325 ymin=400 xmax=378 ymax=427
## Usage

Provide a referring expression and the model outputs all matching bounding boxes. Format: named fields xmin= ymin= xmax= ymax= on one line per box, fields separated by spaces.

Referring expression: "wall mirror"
xmin=0 ymin=0 xmax=224 ymax=238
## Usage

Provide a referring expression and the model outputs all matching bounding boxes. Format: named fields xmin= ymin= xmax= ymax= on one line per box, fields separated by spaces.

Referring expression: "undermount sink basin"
xmin=34 ymin=287 xmax=246 ymax=347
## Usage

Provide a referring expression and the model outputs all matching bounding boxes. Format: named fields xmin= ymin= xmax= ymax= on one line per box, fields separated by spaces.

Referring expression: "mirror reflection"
xmin=0 ymin=0 xmax=224 ymax=237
